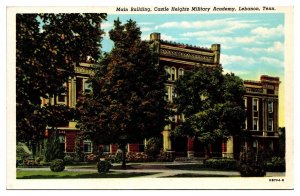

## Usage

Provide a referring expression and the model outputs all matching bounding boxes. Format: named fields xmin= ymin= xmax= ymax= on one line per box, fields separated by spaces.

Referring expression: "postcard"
xmin=6 ymin=6 xmax=294 ymax=190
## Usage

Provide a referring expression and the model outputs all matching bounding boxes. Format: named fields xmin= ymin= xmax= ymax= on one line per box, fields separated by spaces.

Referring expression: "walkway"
xmin=17 ymin=162 xmax=285 ymax=178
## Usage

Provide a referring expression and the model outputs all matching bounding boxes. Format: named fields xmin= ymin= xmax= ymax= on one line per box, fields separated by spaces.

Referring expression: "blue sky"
xmin=101 ymin=13 xmax=284 ymax=81
xmin=101 ymin=13 xmax=285 ymax=126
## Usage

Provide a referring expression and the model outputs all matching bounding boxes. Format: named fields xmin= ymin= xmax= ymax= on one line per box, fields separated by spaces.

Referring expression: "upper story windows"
xmin=83 ymin=79 xmax=92 ymax=94
xmin=165 ymin=66 xmax=184 ymax=81
xmin=268 ymin=100 xmax=273 ymax=113
xmin=253 ymin=98 xmax=258 ymax=112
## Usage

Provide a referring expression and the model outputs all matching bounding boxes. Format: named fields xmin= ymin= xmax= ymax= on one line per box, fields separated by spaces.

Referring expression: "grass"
xmin=162 ymin=173 xmax=237 ymax=178
xmin=166 ymin=164 xmax=238 ymax=171
xmin=16 ymin=170 xmax=156 ymax=179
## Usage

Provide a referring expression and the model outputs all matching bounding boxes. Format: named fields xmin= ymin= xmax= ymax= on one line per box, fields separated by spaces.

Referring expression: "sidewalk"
xmin=17 ymin=162 xmax=285 ymax=178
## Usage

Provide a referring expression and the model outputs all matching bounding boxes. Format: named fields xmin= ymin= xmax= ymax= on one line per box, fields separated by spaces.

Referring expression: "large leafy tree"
xmin=16 ymin=13 xmax=107 ymax=156
xmin=77 ymin=19 xmax=168 ymax=168
xmin=173 ymin=66 xmax=245 ymax=158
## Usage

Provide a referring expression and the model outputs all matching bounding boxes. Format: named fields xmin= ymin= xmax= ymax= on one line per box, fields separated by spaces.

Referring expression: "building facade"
xmin=46 ymin=33 xmax=281 ymax=159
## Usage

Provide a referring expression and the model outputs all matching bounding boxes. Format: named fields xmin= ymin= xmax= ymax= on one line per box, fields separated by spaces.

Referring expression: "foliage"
xmin=50 ymin=159 xmax=65 ymax=172
xmin=266 ymin=157 xmax=285 ymax=172
xmin=16 ymin=142 xmax=32 ymax=160
xmin=278 ymin=127 xmax=286 ymax=158
xmin=173 ymin=66 xmax=245 ymax=157
xmin=145 ymin=137 xmax=162 ymax=159
xmin=45 ymin=129 xmax=64 ymax=162
xmin=63 ymin=155 xmax=74 ymax=165
xmin=156 ymin=150 xmax=175 ymax=162
xmin=84 ymin=154 xmax=100 ymax=162
xmin=126 ymin=152 xmax=152 ymax=162
xmin=239 ymin=148 xmax=266 ymax=177
xmin=97 ymin=160 xmax=112 ymax=173
xmin=77 ymin=19 xmax=168 ymax=169
xmin=74 ymin=136 xmax=84 ymax=162
xmin=16 ymin=13 xmax=107 ymax=153
xmin=203 ymin=158 xmax=238 ymax=171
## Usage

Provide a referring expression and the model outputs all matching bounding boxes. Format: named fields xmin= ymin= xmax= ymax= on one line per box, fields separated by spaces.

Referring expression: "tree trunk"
xmin=204 ymin=144 xmax=211 ymax=160
xmin=120 ymin=144 xmax=127 ymax=170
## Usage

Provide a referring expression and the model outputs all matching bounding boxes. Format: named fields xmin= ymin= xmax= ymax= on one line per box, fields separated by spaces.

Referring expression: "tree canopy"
xmin=76 ymin=19 xmax=168 ymax=168
xmin=173 ymin=66 xmax=245 ymax=157
xmin=16 ymin=13 xmax=107 ymax=147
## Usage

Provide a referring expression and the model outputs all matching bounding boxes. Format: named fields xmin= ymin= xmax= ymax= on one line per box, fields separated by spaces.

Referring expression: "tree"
xmin=173 ymin=66 xmax=245 ymax=158
xmin=16 ymin=13 xmax=107 ymax=155
xmin=77 ymin=19 xmax=168 ymax=169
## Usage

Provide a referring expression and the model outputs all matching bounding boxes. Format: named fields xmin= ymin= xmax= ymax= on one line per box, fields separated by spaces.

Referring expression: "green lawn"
xmin=166 ymin=164 xmax=238 ymax=171
xmin=16 ymin=170 xmax=156 ymax=179
xmin=163 ymin=173 xmax=238 ymax=178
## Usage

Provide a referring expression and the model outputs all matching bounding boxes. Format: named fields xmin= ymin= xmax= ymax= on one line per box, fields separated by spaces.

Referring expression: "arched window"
xmin=171 ymin=67 xmax=176 ymax=81
xmin=165 ymin=66 xmax=171 ymax=80
xmin=178 ymin=68 xmax=184 ymax=78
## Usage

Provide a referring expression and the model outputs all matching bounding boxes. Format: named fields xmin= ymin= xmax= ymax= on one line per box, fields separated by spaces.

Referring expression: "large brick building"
xmin=45 ymin=32 xmax=281 ymax=159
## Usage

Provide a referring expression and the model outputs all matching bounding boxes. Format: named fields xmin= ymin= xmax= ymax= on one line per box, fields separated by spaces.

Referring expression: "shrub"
xmin=204 ymin=159 xmax=238 ymax=170
xmin=239 ymin=148 xmax=266 ymax=177
xmin=84 ymin=154 xmax=99 ymax=162
xmin=64 ymin=155 xmax=74 ymax=165
xmin=266 ymin=157 xmax=285 ymax=172
xmin=239 ymin=163 xmax=266 ymax=177
xmin=97 ymin=160 xmax=112 ymax=173
xmin=50 ymin=159 xmax=65 ymax=172
xmin=145 ymin=137 xmax=162 ymax=159
xmin=126 ymin=152 xmax=151 ymax=162
xmin=114 ymin=149 xmax=123 ymax=163
xmin=156 ymin=150 xmax=174 ymax=162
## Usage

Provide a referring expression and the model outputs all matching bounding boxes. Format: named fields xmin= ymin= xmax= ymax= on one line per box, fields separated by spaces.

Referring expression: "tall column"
xmin=187 ymin=137 xmax=194 ymax=158
xmin=162 ymin=127 xmax=171 ymax=151
xmin=222 ymin=136 xmax=234 ymax=158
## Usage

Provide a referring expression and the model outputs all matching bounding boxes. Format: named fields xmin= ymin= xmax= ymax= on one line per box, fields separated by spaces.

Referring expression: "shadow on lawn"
xmin=17 ymin=172 xmax=155 ymax=179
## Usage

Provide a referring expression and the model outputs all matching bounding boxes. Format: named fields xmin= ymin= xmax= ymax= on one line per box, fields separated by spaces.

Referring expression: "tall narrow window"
xmin=268 ymin=100 xmax=273 ymax=113
xmin=253 ymin=118 xmax=258 ymax=130
xmin=253 ymin=98 xmax=258 ymax=111
xmin=171 ymin=86 xmax=176 ymax=102
xmin=171 ymin=67 xmax=176 ymax=81
xmin=268 ymin=119 xmax=273 ymax=131
xmin=164 ymin=86 xmax=169 ymax=101
xmin=59 ymin=135 xmax=65 ymax=153
xmin=165 ymin=66 xmax=171 ymax=80
xmin=83 ymin=140 xmax=93 ymax=153
xmin=244 ymin=97 xmax=247 ymax=109
xmin=57 ymin=83 xmax=67 ymax=104
xmin=84 ymin=81 xmax=92 ymax=94
xmin=178 ymin=68 xmax=184 ymax=78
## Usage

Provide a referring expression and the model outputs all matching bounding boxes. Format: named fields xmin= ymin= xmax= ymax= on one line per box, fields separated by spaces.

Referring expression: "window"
xmin=84 ymin=81 xmax=92 ymax=94
xmin=83 ymin=140 xmax=93 ymax=153
xmin=268 ymin=141 xmax=274 ymax=150
xmin=253 ymin=98 xmax=258 ymax=111
xmin=171 ymin=86 xmax=176 ymax=102
xmin=57 ymin=83 xmax=67 ymax=103
xmin=102 ymin=145 xmax=110 ymax=153
xmin=268 ymin=100 xmax=273 ymax=113
xmin=242 ymin=118 xmax=247 ymax=130
xmin=253 ymin=140 xmax=258 ymax=153
xmin=268 ymin=119 xmax=273 ymax=131
xmin=165 ymin=66 xmax=171 ymax=80
xmin=171 ymin=67 xmax=176 ymax=81
xmin=59 ymin=135 xmax=65 ymax=152
xmin=253 ymin=118 xmax=258 ymax=130
xmin=244 ymin=97 xmax=247 ymax=109
xmin=178 ymin=68 xmax=184 ymax=78
xmin=165 ymin=86 xmax=170 ymax=101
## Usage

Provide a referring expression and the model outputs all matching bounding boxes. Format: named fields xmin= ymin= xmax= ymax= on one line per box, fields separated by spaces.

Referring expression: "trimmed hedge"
xmin=97 ymin=160 xmax=112 ymax=173
xmin=203 ymin=159 xmax=238 ymax=170
xmin=266 ymin=157 xmax=285 ymax=172
xmin=239 ymin=163 xmax=266 ymax=177
xmin=50 ymin=159 xmax=65 ymax=172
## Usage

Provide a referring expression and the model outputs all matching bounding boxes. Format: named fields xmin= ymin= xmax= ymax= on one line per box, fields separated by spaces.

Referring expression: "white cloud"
xmin=251 ymin=24 xmax=284 ymax=37
xmin=155 ymin=18 xmax=256 ymax=30
xmin=101 ymin=22 xmax=113 ymax=30
xmin=141 ymin=27 xmax=152 ymax=32
xmin=260 ymin=57 xmax=283 ymax=67
xmin=244 ymin=41 xmax=284 ymax=53
xmin=221 ymin=54 xmax=255 ymax=66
